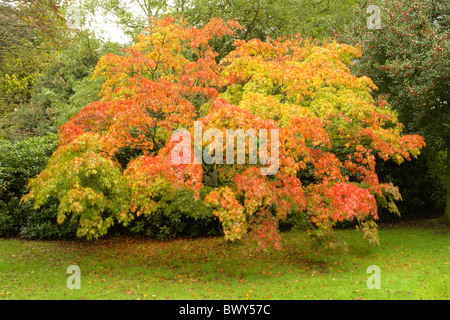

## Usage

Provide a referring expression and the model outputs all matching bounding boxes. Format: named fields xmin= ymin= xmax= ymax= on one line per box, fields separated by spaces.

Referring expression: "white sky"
xmin=68 ymin=0 xmax=175 ymax=44
xmin=66 ymin=1 xmax=142 ymax=44
xmin=92 ymin=14 xmax=130 ymax=44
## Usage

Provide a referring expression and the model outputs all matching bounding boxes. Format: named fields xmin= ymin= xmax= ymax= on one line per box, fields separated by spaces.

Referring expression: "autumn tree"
xmin=24 ymin=18 xmax=425 ymax=249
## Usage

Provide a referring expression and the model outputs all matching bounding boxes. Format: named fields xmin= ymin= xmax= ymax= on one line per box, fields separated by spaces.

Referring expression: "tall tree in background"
xmin=0 ymin=1 xmax=124 ymax=140
xmin=0 ymin=0 xmax=71 ymax=118
xmin=337 ymin=0 xmax=449 ymax=222
xmin=180 ymin=0 xmax=358 ymax=40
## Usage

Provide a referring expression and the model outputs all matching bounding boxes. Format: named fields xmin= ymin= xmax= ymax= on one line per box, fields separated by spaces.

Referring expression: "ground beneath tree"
xmin=0 ymin=216 xmax=448 ymax=300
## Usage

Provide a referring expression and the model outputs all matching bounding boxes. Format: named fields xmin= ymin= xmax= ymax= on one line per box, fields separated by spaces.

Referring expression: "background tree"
xmin=0 ymin=6 xmax=124 ymax=140
xmin=337 ymin=0 xmax=449 ymax=223
xmin=179 ymin=0 xmax=358 ymax=40
xmin=0 ymin=0 xmax=71 ymax=116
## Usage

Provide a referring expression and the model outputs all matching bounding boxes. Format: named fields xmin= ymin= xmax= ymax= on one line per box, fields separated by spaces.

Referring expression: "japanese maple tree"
xmin=24 ymin=18 xmax=425 ymax=249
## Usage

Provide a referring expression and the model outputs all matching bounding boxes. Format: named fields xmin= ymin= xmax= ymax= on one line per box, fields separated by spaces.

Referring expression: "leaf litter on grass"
xmin=1 ymin=221 xmax=449 ymax=299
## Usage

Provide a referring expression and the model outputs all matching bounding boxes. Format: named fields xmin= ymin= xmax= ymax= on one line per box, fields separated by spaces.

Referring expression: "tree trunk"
xmin=444 ymin=144 xmax=450 ymax=224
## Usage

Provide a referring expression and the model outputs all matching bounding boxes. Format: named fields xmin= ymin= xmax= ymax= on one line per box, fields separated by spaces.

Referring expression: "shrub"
xmin=0 ymin=134 xmax=60 ymax=237
xmin=128 ymin=189 xmax=220 ymax=240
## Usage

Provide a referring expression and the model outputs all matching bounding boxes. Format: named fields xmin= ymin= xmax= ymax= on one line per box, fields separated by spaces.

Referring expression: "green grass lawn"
xmin=0 ymin=220 xmax=448 ymax=300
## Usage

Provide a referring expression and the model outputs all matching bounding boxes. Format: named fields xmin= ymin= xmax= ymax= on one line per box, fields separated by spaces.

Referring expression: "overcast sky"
xmin=69 ymin=0 xmax=175 ymax=44
xmin=67 ymin=1 xmax=143 ymax=44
